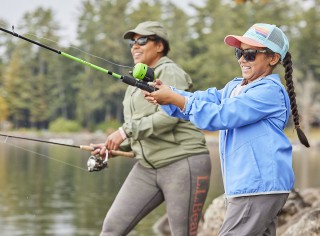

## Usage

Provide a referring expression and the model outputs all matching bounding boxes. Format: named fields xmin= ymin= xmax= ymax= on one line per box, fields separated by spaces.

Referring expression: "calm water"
xmin=0 ymin=136 xmax=319 ymax=236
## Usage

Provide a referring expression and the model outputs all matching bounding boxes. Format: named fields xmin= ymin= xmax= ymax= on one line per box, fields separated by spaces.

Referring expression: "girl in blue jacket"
xmin=144 ymin=23 xmax=310 ymax=235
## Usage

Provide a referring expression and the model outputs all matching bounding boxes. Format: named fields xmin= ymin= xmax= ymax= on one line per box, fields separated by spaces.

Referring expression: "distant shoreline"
xmin=1 ymin=130 xmax=319 ymax=148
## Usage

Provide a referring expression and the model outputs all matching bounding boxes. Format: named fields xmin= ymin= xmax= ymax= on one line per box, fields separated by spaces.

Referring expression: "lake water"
xmin=0 ymin=136 xmax=319 ymax=236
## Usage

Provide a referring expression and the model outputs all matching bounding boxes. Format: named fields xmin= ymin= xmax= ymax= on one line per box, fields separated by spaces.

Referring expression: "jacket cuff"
xmin=120 ymin=126 xmax=131 ymax=139
xmin=183 ymin=96 xmax=195 ymax=115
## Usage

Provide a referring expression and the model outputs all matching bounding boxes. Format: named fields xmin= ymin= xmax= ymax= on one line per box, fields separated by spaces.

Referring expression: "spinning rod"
xmin=0 ymin=133 xmax=135 ymax=172
xmin=0 ymin=133 xmax=135 ymax=158
xmin=0 ymin=26 xmax=157 ymax=92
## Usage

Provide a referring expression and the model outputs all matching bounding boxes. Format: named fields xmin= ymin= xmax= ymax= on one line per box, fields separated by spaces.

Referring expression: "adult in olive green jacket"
xmin=92 ymin=21 xmax=211 ymax=236
xmin=121 ymin=55 xmax=209 ymax=168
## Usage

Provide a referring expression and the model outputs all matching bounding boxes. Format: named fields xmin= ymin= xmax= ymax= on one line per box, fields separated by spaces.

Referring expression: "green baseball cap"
xmin=123 ymin=21 xmax=168 ymax=41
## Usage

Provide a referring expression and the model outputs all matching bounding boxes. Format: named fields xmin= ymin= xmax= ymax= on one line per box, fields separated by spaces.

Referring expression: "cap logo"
xmin=253 ymin=25 xmax=270 ymax=38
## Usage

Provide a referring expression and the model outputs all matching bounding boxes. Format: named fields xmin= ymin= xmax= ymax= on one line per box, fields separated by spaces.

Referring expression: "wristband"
xmin=118 ymin=127 xmax=127 ymax=140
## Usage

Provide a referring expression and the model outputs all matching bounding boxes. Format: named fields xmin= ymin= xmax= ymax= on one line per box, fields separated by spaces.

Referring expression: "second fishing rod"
xmin=0 ymin=133 xmax=135 ymax=172
xmin=0 ymin=26 xmax=157 ymax=93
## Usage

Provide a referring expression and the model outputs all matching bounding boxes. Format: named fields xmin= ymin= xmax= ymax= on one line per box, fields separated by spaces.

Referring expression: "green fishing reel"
xmin=132 ymin=63 xmax=156 ymax=82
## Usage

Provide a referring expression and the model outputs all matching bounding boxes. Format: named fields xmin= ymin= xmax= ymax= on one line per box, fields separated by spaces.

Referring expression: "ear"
xmin=156 ymin=41 xmax=164 ymax=54
xmin=269 ymin=53 xmax=281 ymax=66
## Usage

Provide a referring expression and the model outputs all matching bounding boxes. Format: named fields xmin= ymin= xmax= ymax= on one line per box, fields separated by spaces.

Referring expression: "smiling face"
xmin=130 ymin=34 xmax=164 ymax=67
xmin=238 ymin=42 xmax=280 ymax=83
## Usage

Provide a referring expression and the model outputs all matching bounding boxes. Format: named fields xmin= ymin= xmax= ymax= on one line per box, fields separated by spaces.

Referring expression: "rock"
xmin=300 ymin=188 xmax=320 ymax=207
xmin=281 ymin=208 xmax=320 ymax=236
xmin=198 ymin=195 xmax=225 ymax=236
xmin=277 ymin=188 xmax=311 ymax=232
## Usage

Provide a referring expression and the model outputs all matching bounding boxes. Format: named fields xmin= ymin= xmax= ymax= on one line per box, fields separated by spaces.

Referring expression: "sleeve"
xmin=160 ymin=87 xmax=223 ymax=120
xmin=183 ymin=82 xmax=287 ymax=131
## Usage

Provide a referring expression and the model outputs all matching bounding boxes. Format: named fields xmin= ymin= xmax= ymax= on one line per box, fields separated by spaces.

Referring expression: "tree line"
xmin=0 ymin=0 xmax=319 ymax=132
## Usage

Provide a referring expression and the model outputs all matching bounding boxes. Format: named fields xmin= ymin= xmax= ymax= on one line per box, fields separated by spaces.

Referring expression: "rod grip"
xmin=122 ymin=75 xmax=157 ymax=93
xmin=110 ymin=150 xmax=135 ymax=158
xmin=79 ymin=145 xmax=135 ymax=158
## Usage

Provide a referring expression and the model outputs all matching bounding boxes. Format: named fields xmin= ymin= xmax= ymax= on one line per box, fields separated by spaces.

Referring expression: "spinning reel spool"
xmin=87 ymin=152 xmax=109 ymax=172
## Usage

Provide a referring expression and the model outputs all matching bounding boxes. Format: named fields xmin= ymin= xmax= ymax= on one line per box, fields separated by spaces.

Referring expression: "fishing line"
xmin=0 ymin=23 xmax=131 ymax=69
xmin=24 ymin=32 xmax=132 ymax=69
xmin=1 ymin=140 xmax=88 ymax=172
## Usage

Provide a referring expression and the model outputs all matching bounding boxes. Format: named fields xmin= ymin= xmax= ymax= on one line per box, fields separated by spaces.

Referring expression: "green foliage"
xmin=75 ymin=0 xmax=132 ymax=128
xmin=95 ymin=119 xmax=122 ymax=133
xmin=48 ymin=118 xmax=82 ymax=133
xmin=3 ymin=47 xmax=33 ymax=128
xmin=0 ymin=95 xmax=8 ymax=122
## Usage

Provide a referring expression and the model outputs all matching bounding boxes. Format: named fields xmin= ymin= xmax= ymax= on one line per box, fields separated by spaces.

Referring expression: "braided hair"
xmin=282 ymin=52 xmax=310 ymax=147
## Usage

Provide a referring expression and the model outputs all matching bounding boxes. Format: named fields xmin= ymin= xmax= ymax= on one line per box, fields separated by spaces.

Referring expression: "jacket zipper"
xmin=130 ymin=88 xmax=156 ymax=169
xmin=223 ymin=129 xmax=228 ymax=207
xmin=138 ymin=140 xmax=155 ymax=169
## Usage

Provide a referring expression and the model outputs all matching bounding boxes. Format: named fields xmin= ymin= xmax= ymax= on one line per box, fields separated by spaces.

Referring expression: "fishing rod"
xmin=0 ymin=133 xmax=135 ymax=172
xmin=0 ymin=26 xmax=157 ymax=92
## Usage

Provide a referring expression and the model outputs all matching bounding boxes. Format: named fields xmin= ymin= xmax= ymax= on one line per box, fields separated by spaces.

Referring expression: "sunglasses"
xmin=235 ymin=48 xmax=267 ymax=61
xmin=129 ymin=36 xmax=157 ymax=48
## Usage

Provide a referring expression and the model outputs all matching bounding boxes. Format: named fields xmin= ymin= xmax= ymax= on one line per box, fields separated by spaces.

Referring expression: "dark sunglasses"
xmin=235 ymin=48 xmax=268 ymax=61
xmin=129 ymin=36 xmax=157 ymax=48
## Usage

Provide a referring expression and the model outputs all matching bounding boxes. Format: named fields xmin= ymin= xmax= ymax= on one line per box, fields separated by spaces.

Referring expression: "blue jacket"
xmin=161 ymin=74 xmax=294 ymax=198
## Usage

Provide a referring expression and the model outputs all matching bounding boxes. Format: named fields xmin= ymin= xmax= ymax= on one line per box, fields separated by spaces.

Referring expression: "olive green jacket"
xmin=120 ymin=56 xmax=209 ymax=168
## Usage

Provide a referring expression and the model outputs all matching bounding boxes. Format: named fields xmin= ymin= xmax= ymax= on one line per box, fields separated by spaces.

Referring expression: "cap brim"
xmin=123 ymin=30 xmax=155 ymax=39
xmin=224 ymin=35 xmax=265 ymax=48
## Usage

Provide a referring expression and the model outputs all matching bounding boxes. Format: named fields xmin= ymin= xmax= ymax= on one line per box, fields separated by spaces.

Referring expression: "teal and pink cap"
xmin=224 ymin=23 xmax=289 ymax=60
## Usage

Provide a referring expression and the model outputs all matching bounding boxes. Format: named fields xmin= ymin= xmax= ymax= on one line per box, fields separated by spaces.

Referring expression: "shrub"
xmin=49 ymin=118 xmax=82 ymax=133
xmin=95 ymin=119 xmax=121 ymax=134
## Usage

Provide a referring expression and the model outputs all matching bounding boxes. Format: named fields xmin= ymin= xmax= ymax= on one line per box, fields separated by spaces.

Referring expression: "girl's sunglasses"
xmin=235 ymin=48 xmax=267 ymax=61
xmin=129 ymin=36 xmax=157 ymax=48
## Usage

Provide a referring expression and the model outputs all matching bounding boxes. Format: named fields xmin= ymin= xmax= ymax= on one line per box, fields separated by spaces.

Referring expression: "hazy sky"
xmin=0 ymin=0 xmax=203 ymax=45
xmin=1 ymin=0 xmax=81 ymax=44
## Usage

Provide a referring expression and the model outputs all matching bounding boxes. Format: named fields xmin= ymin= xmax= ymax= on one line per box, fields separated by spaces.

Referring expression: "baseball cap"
xmin=224 ymin=23 xmax=289 ymax=60
xmin=123 ymin=21 xmax=168 ymax=41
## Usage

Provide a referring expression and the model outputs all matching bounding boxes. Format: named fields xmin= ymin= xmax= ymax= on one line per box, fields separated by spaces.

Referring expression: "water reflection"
xmin=0 ymin=141 xmax=136 ymax=236
xmin=0 ymin=139 xmax=318 ymax=235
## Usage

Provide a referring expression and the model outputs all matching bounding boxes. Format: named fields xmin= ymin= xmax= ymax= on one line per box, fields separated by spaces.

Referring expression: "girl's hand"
xmin=144 ymin=79 xmax=186 ymax=109
xmin=144 ymin=79 xmax=174 ymax=105
xmin=143 ymin=79 xmax=162 ymax=104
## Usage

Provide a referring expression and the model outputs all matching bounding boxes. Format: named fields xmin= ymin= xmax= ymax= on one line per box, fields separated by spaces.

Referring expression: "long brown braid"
xmin=282 ymin=52 xmax=310 ymax=147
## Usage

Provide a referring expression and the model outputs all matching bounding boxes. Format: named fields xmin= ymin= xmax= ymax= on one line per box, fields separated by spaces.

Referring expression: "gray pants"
xmin=100 ymin=154 xmax=211 ymax=236
xmin=218 ymin=193 xmax=289 ymax=236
